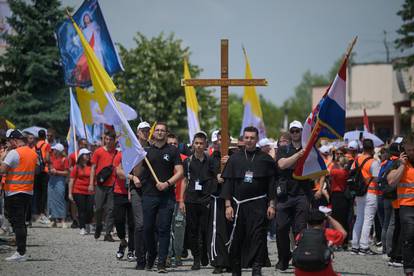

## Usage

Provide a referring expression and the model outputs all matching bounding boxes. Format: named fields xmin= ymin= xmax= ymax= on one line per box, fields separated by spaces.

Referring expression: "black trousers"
xmin=390 ymin=208 xmax=402 ymax=261
xmin=4 ymin=193 xmax=32 ymax=255
xmin=275 ymin=194 xmax=309 ymax=264
xmin=113 ymin=193 xmax=135 ymax=251
xmin=185 ymin=202 xmax=209 ymax=259
xmin=34 ymin=172 xmax=49 ymax=215
xmin=400 ymin=205 xmax=414 ymax=273
xmin=331 ymin=192 xmax=351 ymax=245
xmin=73 ymin=194 xmax=94 ymax=229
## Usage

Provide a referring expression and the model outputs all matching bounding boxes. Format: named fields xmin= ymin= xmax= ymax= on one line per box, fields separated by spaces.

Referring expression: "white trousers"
xmin=352 ymin=193 xmax=378 ymax=249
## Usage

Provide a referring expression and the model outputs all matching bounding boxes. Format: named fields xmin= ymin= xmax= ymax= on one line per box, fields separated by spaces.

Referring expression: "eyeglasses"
xmin=290 ymin=129 xmax=301 ymax=134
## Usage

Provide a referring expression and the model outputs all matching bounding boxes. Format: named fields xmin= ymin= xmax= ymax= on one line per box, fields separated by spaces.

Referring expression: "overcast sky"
xmin=62 ymin=0 xmax=405 ymax=105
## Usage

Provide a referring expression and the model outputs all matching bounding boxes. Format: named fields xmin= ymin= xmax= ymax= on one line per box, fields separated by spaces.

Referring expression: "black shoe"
xmin=70 ymin=220 xmax=79 ymax=229
xmin=135 ymin=263 xmax=145 ymax=270
xmin=116 ymin=240 xmax=127 ymax=260
xmin=212 ymin=267 xmax=223 ymax=274
xmin=275 ymin=260 xmax=288 ymax=271
xmin=201 ymin=253 xmax=209 ymax=266
xmin=146 ymin=257 xmax=155 ymax=271
xmin=191 ymin=259 xmax=201 ymax=270
xmin=94 ymin=225 xmax=102 ymax=240
xmin=181 ymin=249 xmax=188 ymax=259
xmin=252 ymin=265 xmax=262 ymax=276
xmin=157 ymin=263 xmax=168 ymax=273
xmin=104 ymin=234 xmax=115 ymax=242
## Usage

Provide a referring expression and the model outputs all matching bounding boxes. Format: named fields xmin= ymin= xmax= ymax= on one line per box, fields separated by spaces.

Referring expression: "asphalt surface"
xmin=0 ymin=223 xmax=403 ymax=276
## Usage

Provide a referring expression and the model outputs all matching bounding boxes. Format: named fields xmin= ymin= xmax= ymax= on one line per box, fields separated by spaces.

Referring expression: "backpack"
xmin=292 ymin=228 xmax=332 ymax=271
xmin=377 ymin=159 xmax=398 ymax=200
xmin=34 ymin=142 xmax=46 ymax=175
xmin=347 ymin=157 xmax=373 ymax=197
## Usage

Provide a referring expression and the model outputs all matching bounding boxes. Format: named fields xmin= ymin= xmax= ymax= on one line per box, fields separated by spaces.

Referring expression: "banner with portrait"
xmin=56 ymin=0 xmax=123 ymax=87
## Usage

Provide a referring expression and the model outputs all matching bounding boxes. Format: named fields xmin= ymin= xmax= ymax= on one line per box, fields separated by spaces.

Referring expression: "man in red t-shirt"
xmin=294 ymin=209 xmax=347 ymax=276
xmin=89 ymin=130 xmax=117 ymax=241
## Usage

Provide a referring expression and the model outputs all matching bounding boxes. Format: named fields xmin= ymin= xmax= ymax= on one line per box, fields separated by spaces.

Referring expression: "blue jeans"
xmin=142 ymin=195 xmax=175 ymax=264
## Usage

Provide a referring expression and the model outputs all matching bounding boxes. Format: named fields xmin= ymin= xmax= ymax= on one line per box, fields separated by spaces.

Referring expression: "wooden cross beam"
xmin=181 ymin=39 xmax=268 ymax=160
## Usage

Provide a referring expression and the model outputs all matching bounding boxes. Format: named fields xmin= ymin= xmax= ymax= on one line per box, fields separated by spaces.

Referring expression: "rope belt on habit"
xmin=225 ymin=194 xmax=267 ymax=252
xmin=210 ymin=194 xmax=220 ymax=261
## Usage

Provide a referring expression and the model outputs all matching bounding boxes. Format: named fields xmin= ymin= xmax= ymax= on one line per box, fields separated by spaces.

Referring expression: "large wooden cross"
xmin=182 ymin=39 xmax=268 ymax=159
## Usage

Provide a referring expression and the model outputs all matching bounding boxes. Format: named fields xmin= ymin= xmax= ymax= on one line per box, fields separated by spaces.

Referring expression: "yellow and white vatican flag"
xmin=184 ymin=59 xmax=201 ymax=143
xmin=70 ymin=15 xmax=145 ymax=174
xmin=240 ymin=48 xmax=266 ymax=139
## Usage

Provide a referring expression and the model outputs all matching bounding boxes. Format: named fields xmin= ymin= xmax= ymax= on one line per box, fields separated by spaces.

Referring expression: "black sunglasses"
xmin=290 ymin=129 xmax=301 ymax=134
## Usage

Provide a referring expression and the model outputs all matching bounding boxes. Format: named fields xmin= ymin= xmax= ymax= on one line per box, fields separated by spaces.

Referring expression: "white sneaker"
xmin=61 ymin=222 xmax=69 ymax=229
xmin=80 ymin=228 xmax=86 ymax=235
xmin=5 ymin=251 xmax=27 ymax=262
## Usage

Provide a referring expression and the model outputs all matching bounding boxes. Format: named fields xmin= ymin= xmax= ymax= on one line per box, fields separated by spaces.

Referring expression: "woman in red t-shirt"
xmin=68 ymin=149 xmax=94 ymax=235
xmin=48 ymin=143 xmax=69 ymax=228
xmin=329 ymin=156 xmax=351 ymax=250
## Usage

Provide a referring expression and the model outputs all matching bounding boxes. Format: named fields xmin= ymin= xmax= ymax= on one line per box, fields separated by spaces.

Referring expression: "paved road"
xmin=0 ymin=223 xmax=403 ymax=276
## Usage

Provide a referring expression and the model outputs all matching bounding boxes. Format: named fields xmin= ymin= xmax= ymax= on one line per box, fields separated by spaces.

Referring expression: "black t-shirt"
xmin=276 ymin=144 xmax=312 ymax=196
xmin=140 ymin=143 xmax=183 ymax=197
xmin=183 ymin=154 xmax=216 ymax=204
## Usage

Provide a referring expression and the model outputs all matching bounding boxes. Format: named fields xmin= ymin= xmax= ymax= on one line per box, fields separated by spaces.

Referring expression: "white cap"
xmin=348 ymin=140 xmax=359 ymax=150
xmin=211 ymin=130 xmax=220 ymax=143
xmin=77 ymin=148 xmax=92 ymax=161
xmin=289 ymin=120 xmax=303 ymax=130
xmin=258 ymin=138 xmax=272 ymax=148
xmin=319 ymin=145 xmax=330 ymax=155
xmin=5 ymin=129 xmax=14 ymax=138
xmin=51 ymin=143 xmax=64 ymax=152
xmin=137 ymin=121 xmax=151 ymax=130
xmin=194 ymin=131 xmax=208 ymax=140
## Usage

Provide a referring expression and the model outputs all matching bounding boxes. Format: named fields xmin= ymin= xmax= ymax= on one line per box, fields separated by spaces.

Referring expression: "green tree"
xmin=395 ymin=0 xmax=414 ymax=68
xmin=0 ymin=0 xmax=68 ymax=135
xmin=114 ymin=33 xmax=218 ymax=142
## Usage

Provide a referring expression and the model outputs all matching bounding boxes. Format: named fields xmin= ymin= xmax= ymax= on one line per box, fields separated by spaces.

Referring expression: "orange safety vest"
xmin=357 ymin=154 xmax=379 ymax=195
xmin=4 ymin=146 xmax=37 ymax=193
xmin=397 ymin=162 xmax=414 ymax=207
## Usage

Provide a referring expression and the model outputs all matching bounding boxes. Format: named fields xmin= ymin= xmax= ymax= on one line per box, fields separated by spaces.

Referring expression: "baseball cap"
xmin=137 ymin=121 xmax=151 ymax=130
xmin=194 ymin=131 xmax=208 ymax=140
xmin=5 ymin=129 xmax=14 ymax=138
xmin=77 ymin=148 xmax=92 ymax=161
xmin=211 ymin=130 xmax=220 ymax=143
xmin=319 ymin=145 xmax=330 ymax=155
xmin=289 ymin=120 xmax=303 ymax=130
xmin=348 ymin=140 xmax=359 ymax=150
xmin=8 ymin=130 xmax=24 ymax=140
xmin=51 ymin=143 xmax=64 ymax=152
xmin=258 ymin=138 xmax=272 ymax=148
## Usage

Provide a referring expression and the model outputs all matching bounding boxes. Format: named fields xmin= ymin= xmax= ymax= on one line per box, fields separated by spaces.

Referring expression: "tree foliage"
xmin=114 ymin=33 xmax=218 ymax=142
xmin=0 ymin=0 xmax=68 ymax=135
xmin=395 ymin=0 xmax=414 ymax=68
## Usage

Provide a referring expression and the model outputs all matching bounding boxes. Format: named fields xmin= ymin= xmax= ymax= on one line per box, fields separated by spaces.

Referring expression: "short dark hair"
xmin=405 ymin=134 xmax=414 ymax=146
xmin=362 ymin=139 xmax=374 ymax=151
xmin=307 ymin=209 xmax=326 ymax=226
xmin=243 ymin=126 xmax=259 ymax=137
xmin=193 ymin=132 xmax=207 ymax=141
xmin=104 ymin=130 xmax=116 ymax=140
xmin=155 ymin=122 xmax=168 ymax=132
xmin=167 ymin=133 xmax=177 ymax=140
xmin=38 ymin=129 xmax=46 ymax=139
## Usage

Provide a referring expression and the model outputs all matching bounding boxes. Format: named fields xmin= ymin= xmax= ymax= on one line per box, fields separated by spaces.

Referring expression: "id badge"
xmin=195 ymin=179 xmax=202 ymax=191
xmin=244 ymin=170 xmax=253 ymax=184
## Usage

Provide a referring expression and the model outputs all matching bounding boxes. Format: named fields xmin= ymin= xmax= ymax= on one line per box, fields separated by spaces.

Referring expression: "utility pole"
xmin=383 ymin=30 xmax=390 ymax=63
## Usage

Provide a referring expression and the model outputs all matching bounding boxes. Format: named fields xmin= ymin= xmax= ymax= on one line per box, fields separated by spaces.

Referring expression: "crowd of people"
xmin=0 ymin=120 xmax=413 ymax=276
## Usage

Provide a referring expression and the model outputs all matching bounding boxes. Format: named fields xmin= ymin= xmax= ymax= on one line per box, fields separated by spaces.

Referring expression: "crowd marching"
xmin=0 ymin=120 xmax=413 ymax=276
